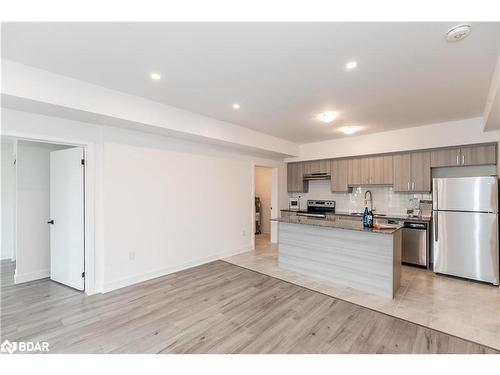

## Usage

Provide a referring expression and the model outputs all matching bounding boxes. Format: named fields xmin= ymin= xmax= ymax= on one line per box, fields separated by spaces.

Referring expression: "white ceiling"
xmin=2 ymin=22 xmax=499 ymax=143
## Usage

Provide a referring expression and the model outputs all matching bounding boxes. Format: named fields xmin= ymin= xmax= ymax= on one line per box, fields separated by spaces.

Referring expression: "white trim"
xmin=1 ymin=130 xmax=98 ymax=295
xmin=102 ymin=246 xmax=252 ymax=293
xmin=14 ymin=268 xmax=50 ymax=284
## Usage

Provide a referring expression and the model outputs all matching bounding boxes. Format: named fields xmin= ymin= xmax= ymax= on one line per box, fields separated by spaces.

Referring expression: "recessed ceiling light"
xmin=346 ymin=61 xmax=358 ymax=70
xmin=317 ymin=111 xmax=338 ymax=123
xmin=232 ymin=103 xmax=240 ymax=110
xmin=446 ymin=24 xmax=471 ymax=42
xmin=339 ymin=126 xmax=359 ymax=135
xmin=150 ymin=72 xmax=161 ymax=80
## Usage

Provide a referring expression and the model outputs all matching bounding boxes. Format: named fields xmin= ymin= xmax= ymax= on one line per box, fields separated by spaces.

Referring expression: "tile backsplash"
xmin=288 ymin=179 xmax=431 ymax=215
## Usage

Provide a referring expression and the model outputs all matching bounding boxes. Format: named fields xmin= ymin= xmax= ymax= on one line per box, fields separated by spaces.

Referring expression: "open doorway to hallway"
xmin=1 ymin=137 xmax=86 ymax=292
xmin=254 ymin=166 xmax=277 ymax=248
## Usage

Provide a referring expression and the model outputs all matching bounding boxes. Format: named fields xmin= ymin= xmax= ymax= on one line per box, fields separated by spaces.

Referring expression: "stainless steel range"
xmin=297 ymin=200 xmax=335 ymax=218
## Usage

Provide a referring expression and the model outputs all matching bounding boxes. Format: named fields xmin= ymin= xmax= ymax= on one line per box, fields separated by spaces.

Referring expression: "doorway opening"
xmin=1 ymin=136 xmax=86 ymax=292
xmin=254 ymin=166 xmax=278 ymax=250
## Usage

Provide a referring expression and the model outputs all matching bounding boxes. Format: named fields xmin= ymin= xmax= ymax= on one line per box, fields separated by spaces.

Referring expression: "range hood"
xmin=303 ymin=172 xmax=331 ymax=180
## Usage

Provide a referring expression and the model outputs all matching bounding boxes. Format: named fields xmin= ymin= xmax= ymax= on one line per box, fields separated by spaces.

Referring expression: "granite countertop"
xmin=272 ymin=216 xmax=402 ymax=234
xmin=280 ymin=209 xmax=431 ymax=222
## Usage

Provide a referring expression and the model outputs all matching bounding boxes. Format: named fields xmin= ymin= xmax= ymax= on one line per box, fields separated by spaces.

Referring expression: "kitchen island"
xmin=272 ymin=216 xmax=402 ymax=298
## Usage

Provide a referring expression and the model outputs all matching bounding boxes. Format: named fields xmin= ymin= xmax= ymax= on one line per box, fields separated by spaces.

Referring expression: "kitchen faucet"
xmin=364 ymin=190 xmax=374 ymax=211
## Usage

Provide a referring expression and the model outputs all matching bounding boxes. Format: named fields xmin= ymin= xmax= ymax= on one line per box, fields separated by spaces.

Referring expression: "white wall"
xmin=289 ymin=117 xmax=499 ymax=162
xmin=255 ymin=166 xmax=272 ymax=234
xmin=1 ymin=108 xmax=288 ymax=292
xmin=15 ymin=140 xmax=74 ymax=283
xmin=1 ymin=138 xmax=16 ymax=260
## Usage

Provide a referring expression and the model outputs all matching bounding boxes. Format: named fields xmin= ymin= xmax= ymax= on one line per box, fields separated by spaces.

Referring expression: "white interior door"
xmin=50 ymin=147 xmax=85 ymax=290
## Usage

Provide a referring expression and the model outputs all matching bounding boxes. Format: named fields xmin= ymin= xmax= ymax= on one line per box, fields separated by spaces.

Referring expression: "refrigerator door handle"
xmin=434 ymin=212 xmax=438 ymax=242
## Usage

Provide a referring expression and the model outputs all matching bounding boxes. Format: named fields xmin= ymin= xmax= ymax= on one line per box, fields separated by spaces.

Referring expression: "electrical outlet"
xmin=129 ymin=252 xmax=135 ymax=260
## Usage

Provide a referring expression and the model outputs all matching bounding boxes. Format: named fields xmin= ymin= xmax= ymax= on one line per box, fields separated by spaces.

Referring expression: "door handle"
xmin=47 ymin=220 xmax=54 ymax=224
xmin=434 ymin=213 xmax=438 ymax=242
xmin=407 ymin=181 xmax=410 ymax=190
xmin=462 ymin=155 xmax=465 ymax=165
xmin=456 ymin=155 xmax=459 ymax=165
xmin=412 ymin=181 xmax=415 ymax=190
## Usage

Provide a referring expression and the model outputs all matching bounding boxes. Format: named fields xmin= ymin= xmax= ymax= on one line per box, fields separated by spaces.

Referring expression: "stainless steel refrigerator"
xmin=433 ymin=176 xmax=499 ymax=285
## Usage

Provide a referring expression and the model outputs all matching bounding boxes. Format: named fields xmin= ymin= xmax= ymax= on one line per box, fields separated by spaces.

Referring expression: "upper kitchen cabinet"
xmin=348 ymin=157 xmax=366 ymax=185
xmin=430 ymin=147 xmax=461 ymax=167
xmin=303 ymin=159 xmax=330 ymax=175
xmin=369 ymin=155 xmax=393 ymax=185
xmin=431 ymin=144 xmax=496 ymax=167
xmin=330 ymin=159 xmax=349 ymax=192
xmin=460 ymin=144 xmax=497 ymax=166
xmin=410 ymin=151 xmax=431 ymax=191
xmin=287 ymin=163 xmax=308 ymax=193
xmin=393 ymin=151 xmax=431 ymax=192
xmin=348 ymin=155 xmax=393 ymax=186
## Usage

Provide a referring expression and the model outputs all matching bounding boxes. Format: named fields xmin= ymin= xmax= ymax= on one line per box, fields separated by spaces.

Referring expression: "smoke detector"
xmin=446 ymin=24 xmax=471 ymax=42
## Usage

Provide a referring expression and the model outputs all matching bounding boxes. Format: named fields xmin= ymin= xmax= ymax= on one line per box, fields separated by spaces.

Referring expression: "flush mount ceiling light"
xmin=346 ymin=61 xmax=358 ymax=70
xmin=446 ymin=24 xmax=472 ymax=42
xmin=150 ymin=72 xmax=161 ymax=80
xmin=232 ymin=103 xmax=240 ymax=110
xmin=317 ymin=111 xmax=338 ymax=123
xmin=339 ymin=126 xmax=359 ymax=135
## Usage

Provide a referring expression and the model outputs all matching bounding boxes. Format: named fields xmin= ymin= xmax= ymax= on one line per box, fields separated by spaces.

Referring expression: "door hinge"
xmin=82 ymin=271 xmax=85 ymax=278
xmin=81 ymin=159 xmax=85 ymax=165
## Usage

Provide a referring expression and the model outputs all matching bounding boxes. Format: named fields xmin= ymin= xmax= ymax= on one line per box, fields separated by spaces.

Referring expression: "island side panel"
xmin=278 ymin=222 xmax=397 ymax=298
xmin=392 ymin=228 xmax=402 ymax=298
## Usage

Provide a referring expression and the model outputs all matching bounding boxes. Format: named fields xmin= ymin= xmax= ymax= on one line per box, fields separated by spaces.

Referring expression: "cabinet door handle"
xmin=407 ymin=181 xmax=410 ymax=190
xmin=462 ymin=155 xmax=465 ymax=165
xmin=456 ymin=155 xmax=459 ymax=165
xmin=412 ymin=181 xmax=415 ymax=190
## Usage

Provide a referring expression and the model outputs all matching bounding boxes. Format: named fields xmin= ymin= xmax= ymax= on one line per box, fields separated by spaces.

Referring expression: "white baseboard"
xmin=14 ymin=269 xmax=50 ymax=284
xmin=102 ymin=246 xmax=252 ymax=293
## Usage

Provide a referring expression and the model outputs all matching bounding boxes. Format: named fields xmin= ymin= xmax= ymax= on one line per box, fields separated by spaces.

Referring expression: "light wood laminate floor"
xmin=0 ymin=259 xmax=497 ymax=354
xmin=225 ymin=234 xmax=500 ymax=350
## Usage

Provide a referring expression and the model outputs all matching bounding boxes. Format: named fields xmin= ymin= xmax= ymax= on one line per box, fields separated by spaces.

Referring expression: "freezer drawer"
xmin=402 ymin=228 xmax=427 ymax=266
xmin=433 ymin=210 xmax=499 ymax=285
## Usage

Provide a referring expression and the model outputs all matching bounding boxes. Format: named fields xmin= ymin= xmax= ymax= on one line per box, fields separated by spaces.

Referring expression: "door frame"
xmin=3 ymin=131 xmax=97 ymax=295
xmin=251 ymin=164 xmax=279 ymax=248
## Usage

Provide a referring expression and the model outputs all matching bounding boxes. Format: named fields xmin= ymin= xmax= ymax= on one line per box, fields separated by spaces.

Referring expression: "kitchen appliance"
xmin=302 ymin=172 xmax=331 ymax=181
xmin=433 ymin=176 xmax=499 ymax=285
xmin=402 ymin=221 xmax=429 ymax=267
xmin=419 ymin=200 xmax=432 ymax=219
xmin=297 ymin=200 xmax=335 ymax=218
xmin=288 ymin=197 xmax=300 ymax=211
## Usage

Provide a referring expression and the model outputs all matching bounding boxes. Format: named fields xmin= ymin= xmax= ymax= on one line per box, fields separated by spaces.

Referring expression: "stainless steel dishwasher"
xmin=402 ymin=221 xmax=429 ymax=268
